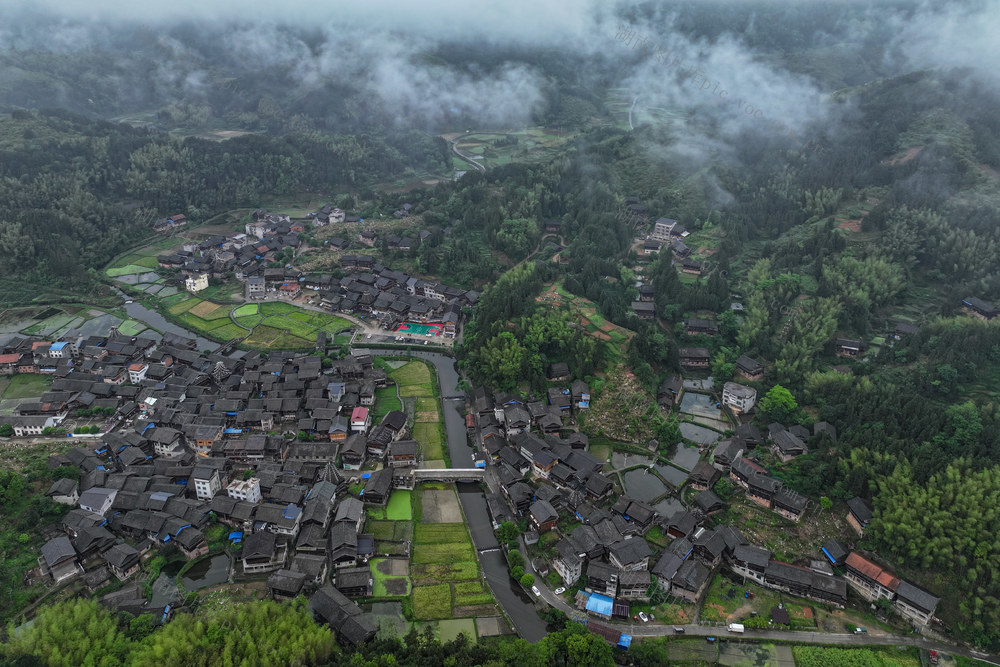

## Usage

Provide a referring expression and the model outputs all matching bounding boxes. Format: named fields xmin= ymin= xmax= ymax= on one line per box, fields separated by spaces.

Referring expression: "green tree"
xmin=5 ymin=598 xmax=131 ymax=667
xmin=496 ymin=521 xmax=520 ymax=543
xmin=819 ymin=496 xmax=833 ymax=515
xmin=0 ymin=424 xmax=12 ymax=437
xmin=758 ymin=384 xmax=799 ymax=424
xmin=519 ymin=573 xmax=535 ymax=587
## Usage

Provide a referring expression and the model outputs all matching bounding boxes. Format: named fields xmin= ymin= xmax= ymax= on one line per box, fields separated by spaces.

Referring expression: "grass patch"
xmin=415 ymin=524 xmax=468 ymax=545
xmin=412 ymin=542 xmax=476 ymax=565
xmin=234 ymin=303 xmax=259 ymax=317
xmin=1 ymin=374 xmax=52 ymax=400
xmin=412 ymin=584 xmax=452 ymax=620
xmin=412 ymin=422 xmax=444 ymax=461
xmin=386 ymin=490 xmax=412 ymax=521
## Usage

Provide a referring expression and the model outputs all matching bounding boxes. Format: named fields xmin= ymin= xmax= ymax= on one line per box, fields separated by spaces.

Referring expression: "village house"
xmin=960 ymin=297 xmax=998 ymax=320
xmin=734 ymin=355 xmax=764 ymax=381
xmin=185 ymin=272 xmax=209 ymax=293
xmin=678 ymin=348 xmax=710 ymax=368
xmin=721 ymin=382 xmax=756 ymax=414
xmin=846 ymin=497 xmax=873 ymax=536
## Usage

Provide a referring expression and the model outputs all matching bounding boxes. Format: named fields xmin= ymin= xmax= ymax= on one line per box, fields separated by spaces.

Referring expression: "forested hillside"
xmin=0 ymin=110 xmax=447 ymax=300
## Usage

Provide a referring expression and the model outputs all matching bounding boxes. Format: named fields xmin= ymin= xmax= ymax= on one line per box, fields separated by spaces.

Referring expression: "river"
xmin=359 ymin=348 xmax=546 ymax=642
xmin=112 ymin=287 xmax=220 ymax=352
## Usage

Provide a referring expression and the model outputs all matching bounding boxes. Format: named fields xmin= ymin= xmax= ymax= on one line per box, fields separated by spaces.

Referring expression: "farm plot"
xmin=411 ymin=422 xmax=445 ymax=461
xmin=234 ymin=314 xmax=263 ymax=329
xmin=409 ymin=485 xmax=489 ymax=620
xmin=117 ymin=319 xmax=147 ymax=336
xmin=106 ymin=264 xmax=155 ymax=277
xmin=234 ymin=304 xmax=258 ymax=317
xmin=167 ymin=297 xmax=202 ymax=316
xmin=412 ymin=584 xmax=452 ymax=620
xmin=242 ymin=325 xmax=311 ymax=349
xmin=188 ymin=300 xmax=231 ymax=320
xmin=260 ymin=315 xmax=317 ymax=339
xmin=371 ymin=558 xmax=411 ymax=598
xmin=259 ymin=302 xmax=299 ymax=316
xmin=390 ymin=361 xmax=435 ymax=396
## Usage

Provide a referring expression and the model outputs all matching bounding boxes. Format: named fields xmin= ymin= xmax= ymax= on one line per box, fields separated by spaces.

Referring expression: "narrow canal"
xmin=359 ymin=348 xmax=546 ymax=642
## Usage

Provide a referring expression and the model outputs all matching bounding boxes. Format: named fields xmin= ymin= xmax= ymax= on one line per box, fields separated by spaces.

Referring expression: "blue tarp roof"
xmin=618 ymin=634 xmax=632 ymax=649
xmin=50 ymin=342 xmax=68 ymax=350
xmin=361 ymin=473 xmax=371 ymax=479
xmin=586 ymin=593 xmax=613 ymax=617
xmin=822 ymin=546 xmax=836 ymax=564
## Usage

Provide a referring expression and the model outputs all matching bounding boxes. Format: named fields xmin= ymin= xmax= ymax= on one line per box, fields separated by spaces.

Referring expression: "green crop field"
xmin=258 ymin=315 xmax=311 ymax=338
xmin=177 ymin=312 xmax=232 ymax=332
xmin=235 ymin=314 xmax=263 ymax=329
xmin=233 ymin=303 xmax=258 ymax=317
xmin=412 ymin=542 xmax=476 ymax=565
xmin=367 ymin=521 xmax=396 ymax=541
xmin=259 ymin=302 xmax=299 ymax=316
xmin=412 ymin=584 xmax=452 ymax=620
xmin=415 ymin=524 xmax=468 ymax=544
xmin=208 ymin=323 xmax=247 ymax=340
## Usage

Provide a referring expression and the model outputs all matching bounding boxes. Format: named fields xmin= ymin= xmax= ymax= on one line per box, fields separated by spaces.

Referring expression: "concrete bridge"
xmin=409 ymin=468 xmax=485 ymax=483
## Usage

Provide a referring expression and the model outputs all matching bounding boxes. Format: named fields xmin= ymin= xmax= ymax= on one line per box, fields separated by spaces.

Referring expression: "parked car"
xmin=638 ymin=612 xmax=649 ymax=623
xmin=530 ymin=586 xmax=541 ymax=597
xmin=554 ymin=587 xmax=566 ymax=595
xmin=673 ymin=626 xmax=685 ymax=634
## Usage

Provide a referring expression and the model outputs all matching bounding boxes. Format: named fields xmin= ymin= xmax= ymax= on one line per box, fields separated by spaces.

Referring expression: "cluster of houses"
xmin=471 ymin=369 xmax=940 ymax=630
xmin=17 ymin=334 xmax=443 ymax=644
xmin=308 ymin=264 xmax=478 ymax=335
